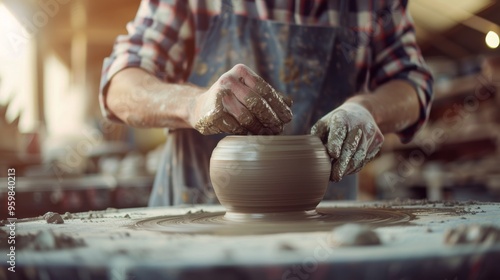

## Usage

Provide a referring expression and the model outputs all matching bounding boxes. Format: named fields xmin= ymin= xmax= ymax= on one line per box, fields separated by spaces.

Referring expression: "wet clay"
xmin=210 ymin=135 xmax=331 ymax=215
xmin=43 ymin=212 xmax=64 ymax=224
xmin=134 ymin=207 xmax=412 ymax=235
xmin=328 ymin=224 xmax=381 ymax=247
xmin=6 ymin=202 xmax=500 ymax=279
xmin=63 ymin=212 xmax=74 ymax=219
xmin=310 ymin=103 xmax=384 ymax=182
xmin=193 ymin=65 xmax=292 ymax=135
xmin=194 ymin=89 xmax=250 ymax=135
xmin=444 ymin=224 xmax=500 ymax=246
xmin=133 ymin=201 xmax=487 ymax=235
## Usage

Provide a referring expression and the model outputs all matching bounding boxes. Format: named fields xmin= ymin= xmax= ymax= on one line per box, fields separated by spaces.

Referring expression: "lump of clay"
xmin=444 ymin=224 xmax=500 ymax=246
xmin=43 ymin=212 xmax=64 ymax=224
xmin=328 ymin=224 xmax=381 ymax=247
xmin=63 ymin=212 xmax=73 ymax=219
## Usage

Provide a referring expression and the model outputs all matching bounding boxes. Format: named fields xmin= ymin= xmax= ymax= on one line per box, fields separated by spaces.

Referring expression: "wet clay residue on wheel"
xmin=329 ymin=224 xmax=381 ymax=247
xmin=133 ymin=203 xmax=484 ymax=235
xmin=134 ymin=207 xmax=417 ymax=235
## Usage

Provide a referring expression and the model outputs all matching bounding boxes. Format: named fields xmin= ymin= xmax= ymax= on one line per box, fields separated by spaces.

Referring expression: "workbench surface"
xmin=2 ymin=201 xmax=500 ymax=280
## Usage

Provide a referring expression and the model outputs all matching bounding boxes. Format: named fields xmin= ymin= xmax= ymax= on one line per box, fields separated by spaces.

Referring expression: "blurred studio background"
xmin=0 ymin=0 xmax=499 ymax=218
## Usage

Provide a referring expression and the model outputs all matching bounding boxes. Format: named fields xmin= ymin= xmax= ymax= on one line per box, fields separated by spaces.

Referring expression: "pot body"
xmin=210 ymin=135 xmax=331 ymax=214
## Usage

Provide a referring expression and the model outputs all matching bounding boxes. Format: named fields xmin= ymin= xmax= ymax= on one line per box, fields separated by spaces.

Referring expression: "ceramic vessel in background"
xmin=210 ymin=135 xmax=331 ymax=218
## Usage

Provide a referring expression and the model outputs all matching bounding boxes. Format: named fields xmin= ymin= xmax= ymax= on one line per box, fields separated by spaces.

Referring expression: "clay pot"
xmin=210 ymin=135 xmax=331 ymax=217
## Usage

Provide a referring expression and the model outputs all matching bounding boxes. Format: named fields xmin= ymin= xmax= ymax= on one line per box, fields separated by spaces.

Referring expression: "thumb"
xmin=311 ymin=120 xmax=328 ymax=144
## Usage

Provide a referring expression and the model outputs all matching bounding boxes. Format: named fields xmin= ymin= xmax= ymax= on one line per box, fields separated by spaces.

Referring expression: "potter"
xmin=100 ymin=0 xmax=433 ymax=206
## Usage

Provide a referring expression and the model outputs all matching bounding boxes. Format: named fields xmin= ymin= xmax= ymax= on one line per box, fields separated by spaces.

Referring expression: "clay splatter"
xmin=43 ymin=212 xmax=64 ymax=224
xmin=328 ymin=224 xmax=381 ymax=247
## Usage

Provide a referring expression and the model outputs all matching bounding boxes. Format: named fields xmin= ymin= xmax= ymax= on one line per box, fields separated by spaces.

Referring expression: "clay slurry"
xmin=134 ymin=207 xmax=413 ymax=235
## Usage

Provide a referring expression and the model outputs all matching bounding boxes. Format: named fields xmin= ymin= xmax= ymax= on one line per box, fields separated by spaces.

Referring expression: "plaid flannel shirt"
xmin=100 ymin=0 xmax=433 ymax=142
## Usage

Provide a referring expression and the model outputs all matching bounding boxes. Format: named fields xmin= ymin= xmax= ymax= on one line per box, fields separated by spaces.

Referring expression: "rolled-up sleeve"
xmin=369 ymin=0 xmax=433 ymax=143
xmin=99 ymin=0 xmax=195 ymax=121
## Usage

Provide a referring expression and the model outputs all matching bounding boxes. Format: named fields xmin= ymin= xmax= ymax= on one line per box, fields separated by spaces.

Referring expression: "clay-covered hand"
xmin=190 ymin=64 xmax=293 ymax=135
xmin=311 ymin=103 xmax=384 ymax=182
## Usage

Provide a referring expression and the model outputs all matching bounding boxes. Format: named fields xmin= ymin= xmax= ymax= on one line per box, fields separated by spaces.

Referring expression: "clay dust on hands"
xmin=311 ymin=103 xmax=384 ymax=182
xmin=192 ymin=64 xmax=293 ymax=135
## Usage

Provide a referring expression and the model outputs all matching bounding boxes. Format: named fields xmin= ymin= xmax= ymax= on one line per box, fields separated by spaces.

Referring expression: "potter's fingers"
xmin=195 ymin=89 xmax=247 ymax=135
xmin=231 ymin=64 xmax=292 ymax=124
xmin=344 ymin=146 xmax=368 ymax=176
xmin=352 ymin=144 xmax=380 ymax=175
xmin=206 ymin=110 xmax=247 ymax=135
xmin=345 ymin=132 xmax=383 ymax=175
xmin=365 ymin=145 xmax=381 ymax=163
xmin=330 ymin=161 xmax=339 ymax=182
xmin=218 ymin=112 xmax=248 ymax=135
xmin=331 ymin=127 xmax=362 ymax=181
xmin=310 ymin=120 xmax=328 ymax=144
xmin=229 ymin=80 xmax=283 ymax=134
xmin=350 ymin=161 xmax=366 ymax=176
xmin=363 ymin=122 xmax=377 ymax=138
xmin=221 ymin=90 xmax=267 ymax=134
xmin=196 ymin=116 xmax=224 ymax=135
xmin=345 ymin=134 xmax=384 ymax=175
xmin=326 ymin=116 xmax=348 ymax=159
xmin=253 ymin=76 xmax=293 ymax=124
xmin=219 ymin=72 xmax=281 ymax=133
xmin=281 ymin=94 xmax=293 ymax=107
xmin=366 ymin=133 xmax=384 ymax=157
xmin=363 ymin=134 xmax=383 ymax=163
xmin=194 ymin=103 xmax=226 ymax=135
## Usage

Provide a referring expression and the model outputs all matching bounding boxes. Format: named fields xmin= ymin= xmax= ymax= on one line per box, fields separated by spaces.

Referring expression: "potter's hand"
xmin=311 ymin=103 xmax=384 ymax=182
xmin=190 ymin=64 xmax=293 ymax=135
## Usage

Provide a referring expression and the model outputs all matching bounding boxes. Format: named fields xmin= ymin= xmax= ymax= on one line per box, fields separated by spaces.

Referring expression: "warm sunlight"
xmin=0 ymin=3 xmax=36 ymax=132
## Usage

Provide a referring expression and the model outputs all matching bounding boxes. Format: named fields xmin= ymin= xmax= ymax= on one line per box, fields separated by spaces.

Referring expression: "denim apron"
xmin=149 ymin=0 xmax=358 ymax=206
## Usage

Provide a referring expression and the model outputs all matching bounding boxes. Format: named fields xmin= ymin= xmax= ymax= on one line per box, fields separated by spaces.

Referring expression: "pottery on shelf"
xmin=210 ymin=135 xmax=331 ymax=218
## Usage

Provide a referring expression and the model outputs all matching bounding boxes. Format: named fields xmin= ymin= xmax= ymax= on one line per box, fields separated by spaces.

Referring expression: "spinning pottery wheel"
xmin=3 ymin=136 xmax=500 ymax=279
xmin=135 ymin=135 xmax=413 ymax=234
xmin=3 ymin=202 xmax=500 ymax=280
xmin=134 ymin=207 xmax=413 ymax=234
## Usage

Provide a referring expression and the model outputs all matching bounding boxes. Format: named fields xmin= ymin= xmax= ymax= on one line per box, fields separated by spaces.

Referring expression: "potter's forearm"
xmin=106 ymin=68 xmax=204 ymax=128
xmin=345 ymin=80 xmax=420 ymax=134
